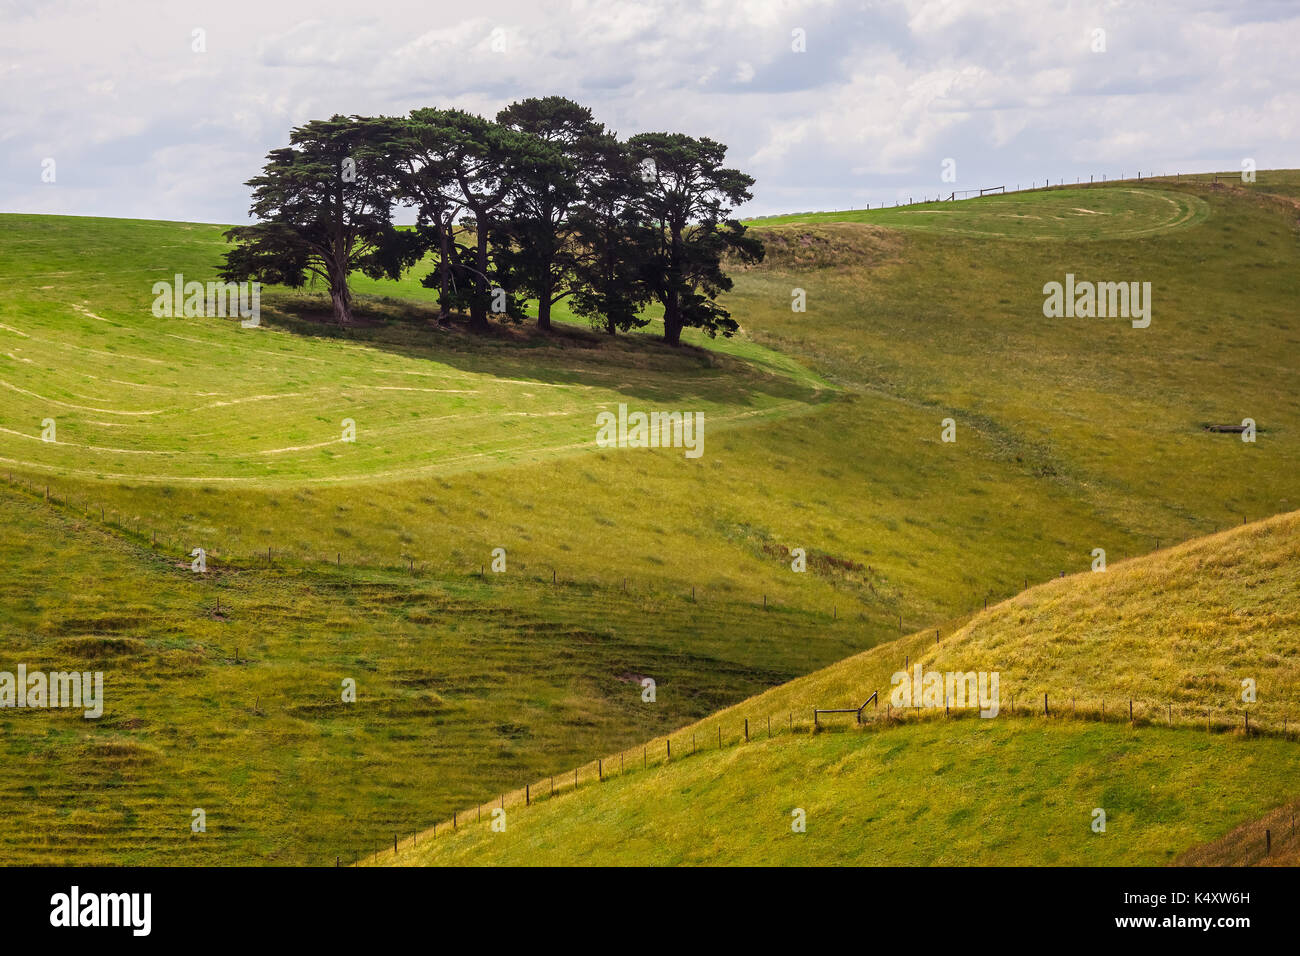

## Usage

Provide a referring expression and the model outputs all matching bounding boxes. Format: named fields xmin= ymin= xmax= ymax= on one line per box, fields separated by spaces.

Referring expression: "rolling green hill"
xmin=750 ymin=183 xmax=1209 ymax=239
xmin=0 ymin=214 xmax=823 ymax=484
xmin=385 ymin=720 xmax=1300 ymax=867
xmin=389 ymin=509 xmax=1300 ymax=866
xmin=1 ymin=170 xmax=1297 ymax=865
xmin=0 ymin=485 xmax=865 ymax=865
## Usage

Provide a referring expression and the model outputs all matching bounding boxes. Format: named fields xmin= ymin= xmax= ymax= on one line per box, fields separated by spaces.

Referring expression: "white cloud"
xmin=0 ymin=0 xmax=1297 ymax=221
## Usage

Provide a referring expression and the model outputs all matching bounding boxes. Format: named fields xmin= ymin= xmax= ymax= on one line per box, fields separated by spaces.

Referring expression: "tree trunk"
xmin=537 ymin=271 xmax=553 ymax=330
xmin=437 ymin=215 xmax=452 ymax=323
xmin=330 ymin=182 xmax=351 ymax=326
xmin=664 ymin=227 xmax=685 ymax=345
xmin=469 ymin=226 xmax=490 ymax=331
xmin=330 ymin=272 xmax=353 ymax=326
xmin=662 ymin=295 xmax=682 ymax=346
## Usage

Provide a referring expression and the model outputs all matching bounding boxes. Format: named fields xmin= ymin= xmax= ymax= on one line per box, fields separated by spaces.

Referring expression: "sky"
xmin=2 ymin=0 xmax=1298 ymax=223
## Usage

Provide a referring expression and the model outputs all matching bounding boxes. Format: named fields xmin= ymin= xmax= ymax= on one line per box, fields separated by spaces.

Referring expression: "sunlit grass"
xmin=391 ymin=509 xmax=1300 ymax=866
xmin=2 ymin=171 xmax=1299 ymax=865
xmin=390 ymin=718 xmax=1300 ymax=866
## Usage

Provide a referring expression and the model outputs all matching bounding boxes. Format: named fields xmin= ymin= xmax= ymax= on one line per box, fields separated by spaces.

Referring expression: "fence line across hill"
xmin=364 ymin=669 xmax=1299 ymax=867
xmin=749 ymin=168 xmax=1243 ymax=216
xmin=2 ymin=472 xmax=1291 ymax=866
xmin=2 ymin=470 xmax=899 ymax=623
xmin=0 ymin=470 xmax=1265 ymax=633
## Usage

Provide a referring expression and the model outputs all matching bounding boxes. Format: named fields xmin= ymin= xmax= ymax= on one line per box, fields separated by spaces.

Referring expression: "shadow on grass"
xmin=259 ymin=290 xmax=828 ymax=411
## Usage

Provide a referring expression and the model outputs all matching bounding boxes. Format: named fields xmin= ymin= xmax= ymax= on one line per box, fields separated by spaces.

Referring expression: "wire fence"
xmin=2 ymin=470 xmax=1265 ymax=634
xmin=5 ymin=465 xmax=1294 ymax=868
xmin=365 ymin=665 xmax=1300 ymax=866
xmin=748 ymin=167 xmax=1249 ymax=215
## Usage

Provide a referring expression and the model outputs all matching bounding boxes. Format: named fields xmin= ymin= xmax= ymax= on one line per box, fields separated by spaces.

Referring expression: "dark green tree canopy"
xmin=221 ymin=115 xmax=419 ymax=326
xmin=223 ymin=105 xmax=763 ymax=344
xmin=569 ymin=135 xmax=651 ymax=335
xmin=629 ymin=132 xmax=763 ymax=345
xmin=496 ymin=97 xmax=604 ymax=330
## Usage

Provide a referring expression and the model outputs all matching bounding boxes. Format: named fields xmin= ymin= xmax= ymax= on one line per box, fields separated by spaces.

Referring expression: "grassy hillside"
xmin=7 ymin=175 xmax=1300 ymax=621
xmin=1176 ymin=796 xmax=1300 ymax=866
xmin=0 ymin=486 xmax=870 ymax=865
xmin=2 ymin=171 xmax=1298 ymax=865
xmin=386 ymin=720 xmax=1300 ymax=867
xmin=750 ymin=184 xmax=1209 ymax=239
xmin=390 ymin=509 xmax=1300 ymax=866
xmin=728 ymin=177 xmax=1300 ymax=547
xmin=0 ymin=213 xmax=822 ymax=484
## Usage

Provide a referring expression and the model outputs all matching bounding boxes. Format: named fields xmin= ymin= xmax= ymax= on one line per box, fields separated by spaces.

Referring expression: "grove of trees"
xmin=221 ymin=97 xmax=763 ymax=346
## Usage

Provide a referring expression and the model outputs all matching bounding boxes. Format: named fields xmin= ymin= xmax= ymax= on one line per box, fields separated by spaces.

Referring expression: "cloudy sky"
xmin=2 ymin=0 xmax=1298 ymax=223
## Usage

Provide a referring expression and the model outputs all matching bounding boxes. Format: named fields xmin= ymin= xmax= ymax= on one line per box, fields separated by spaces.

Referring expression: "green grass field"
xmin=0 ymin=488 xmax=878 ymax=864
xmin=2 ymin=171 xmax=1298 ymax=865
xmin=384 ymin=507 xmax=1300 ymax=866
xmin=750 ymin=184 xmax=1210 ymax=239
xmin=387 ymin=720 xmax=1300 ymax=867
xmin=0 ymin=214 xmax=823 ymax=483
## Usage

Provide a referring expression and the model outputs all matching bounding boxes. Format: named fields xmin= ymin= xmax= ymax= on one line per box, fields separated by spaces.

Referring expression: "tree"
xmin=382 ymin=113 xmax=473 ymax=324
xmin=627 ymin=132 xmax=764 ymax=345
xmin=569 ymin=136 xmax=651 ymax=335
xmin=221 ymin=115 xmax=418 ymax=326
xmin=496 ymin=97 xmax=603 ymax=330
xmin=405 ymin=108 xmax=528 ymax=331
